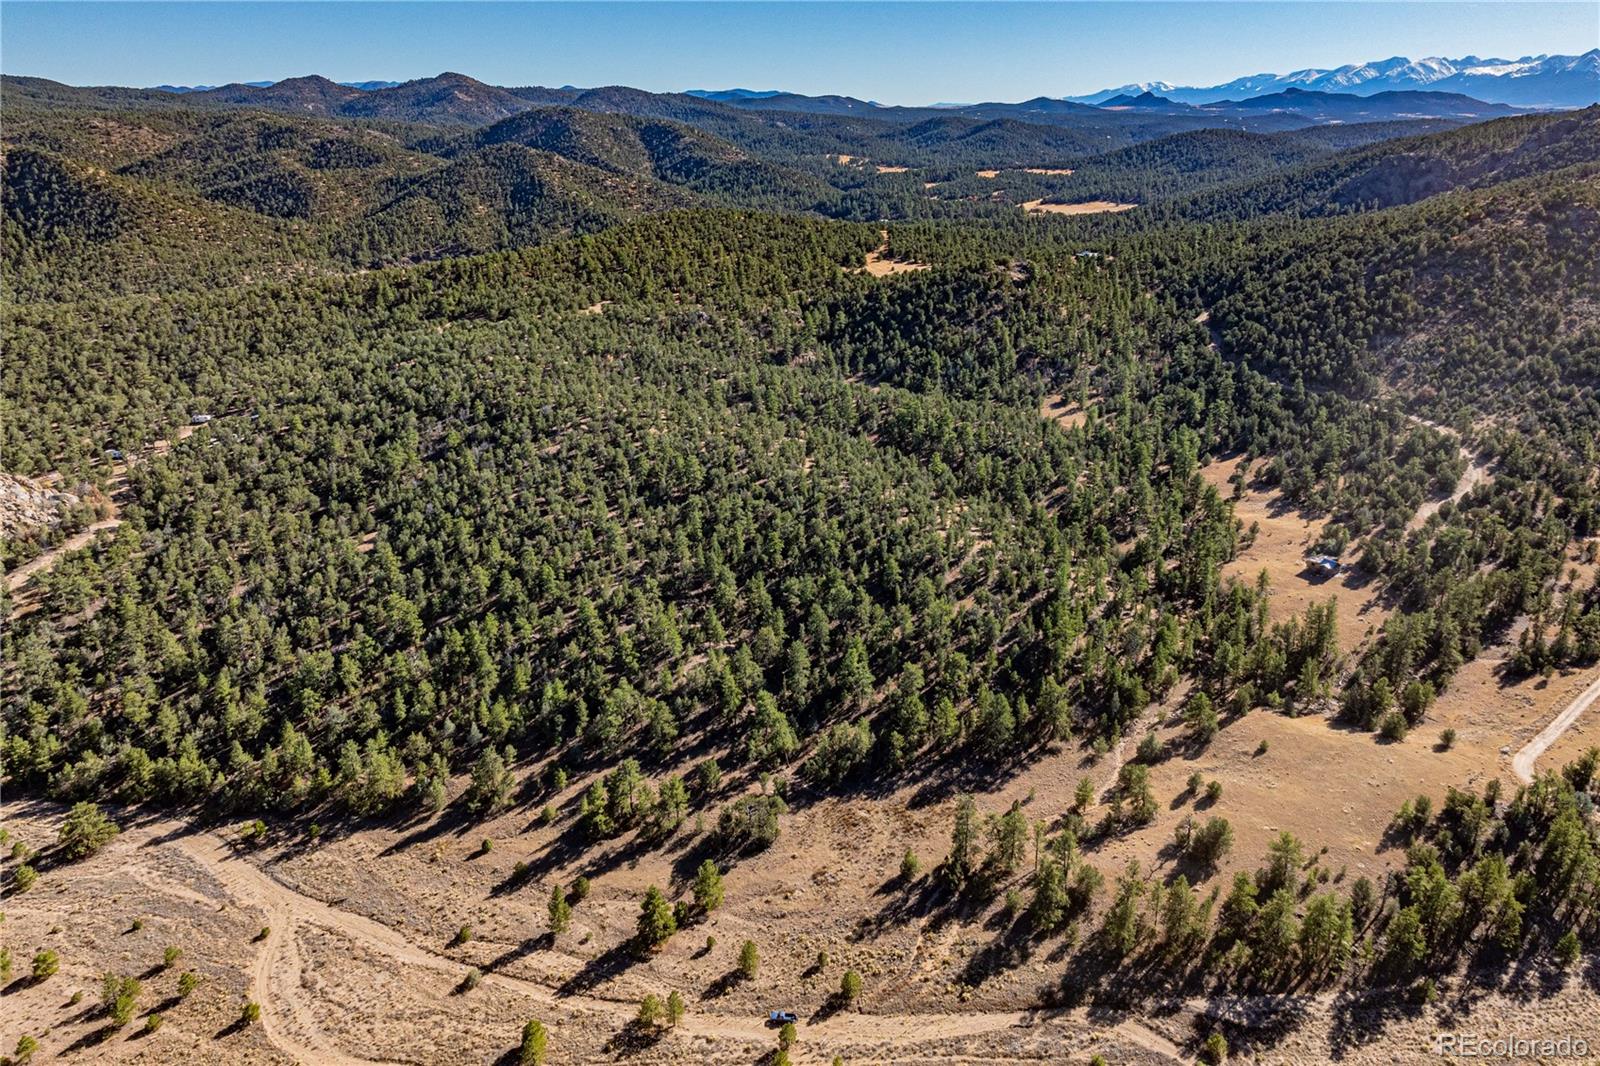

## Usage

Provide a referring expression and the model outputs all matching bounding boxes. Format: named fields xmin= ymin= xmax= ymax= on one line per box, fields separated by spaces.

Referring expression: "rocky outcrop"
xmin=0 ymin=473 xmax=79 ymax=540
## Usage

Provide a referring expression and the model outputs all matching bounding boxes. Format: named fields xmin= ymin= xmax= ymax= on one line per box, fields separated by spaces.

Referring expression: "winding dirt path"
xmin=1402 ymin=413 xmax=1492 ymax=532
xmin=133 ymin=822 xmax=1079 ymax=1062
xmin=4 ymin=423 xmax=200 ymax=596
xmin=1512 ymin=669 xmax=1600 ymax=785
xmin=1407 ymin=452 xmax=1490 ymax=532
xmin=3 ymin=511 xmax=122 ymax=593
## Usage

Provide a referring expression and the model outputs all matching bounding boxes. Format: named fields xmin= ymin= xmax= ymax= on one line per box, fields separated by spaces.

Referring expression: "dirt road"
xmin=3 ymin=512 xmax=123 ymax=593
xmin=1403 ymin=415 xmax=1492 ymax=532
xmin=123 ymin=822 xmax=1109 ymax=1063
xmin=1512 ymin=669 xmax=1600 ymax=785
xmin=4 ymin=423 xmax=208 ymax=596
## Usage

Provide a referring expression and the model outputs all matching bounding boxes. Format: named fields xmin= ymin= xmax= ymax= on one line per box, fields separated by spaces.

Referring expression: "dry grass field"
xmin=852 ymin=231 xmax=931 ymax=277
xmin=1021 ymin=200 xmax=1138 ymax=215
xmin=1039 ymin=393 xmax=1092 ymax=431
xmin=1200 ymin=457 xmax=1389 ymax=655
xmin=7 ymin=756 xmax=1597 ymax=1066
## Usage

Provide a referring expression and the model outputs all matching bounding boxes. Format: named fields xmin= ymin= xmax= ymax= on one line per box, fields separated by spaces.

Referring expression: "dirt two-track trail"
xmin=1512 ymin=669 xmax=1600 ymax=785
xmin=118 ymin=821 xmax=1183 ymax=1064
xmin=4 ymin=423 xmax=200 ymax=597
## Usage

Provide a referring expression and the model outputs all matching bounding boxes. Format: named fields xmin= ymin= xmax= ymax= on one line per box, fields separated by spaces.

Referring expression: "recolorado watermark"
xmin=1432 ymin=1033 xmax=1590 ymax=1058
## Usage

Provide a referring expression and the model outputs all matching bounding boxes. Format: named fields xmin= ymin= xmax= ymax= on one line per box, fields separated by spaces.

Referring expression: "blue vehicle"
xmin=769 ymin=1010 xmax=798 ymax=1025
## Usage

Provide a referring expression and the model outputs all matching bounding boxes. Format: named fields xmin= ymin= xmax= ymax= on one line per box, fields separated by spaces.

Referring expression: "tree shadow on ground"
xmin=1195 ymin=993 xmax=1315 ymax=1061
xmin=146 ymin=995 xmax=182 ymax=1017
xmin=807 ymin=992 xmax=855 ymax=1025
xmin=958 ymin=913 xmax=1034 ymax=990
xmin=1326 ymin=989 xmax=1424 ymax=1060
xmin=557 ymin=939 xmax=640 ymax=998
xmin=604 ymin=1019 xmax=668 ymax=1057
xmin=700 ymin=967 xmax=746 ymax=1001
xmin=379 ymin=804 xmax=477 ymax=858
xmin=212 ymin=1017 xmax=252 ymax=1040
xmin=60 ymin=1024 xmax=121 ymax=1055
xmin=490 ymin=862 xmax=536 ymax=897
xmin=856 ymin=870 xmax=966 ymax=945
xmin=483 ymin=933 xmax=552 ymax=974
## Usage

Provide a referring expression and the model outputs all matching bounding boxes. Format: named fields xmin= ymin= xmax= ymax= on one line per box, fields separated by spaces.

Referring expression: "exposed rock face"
xmin=0 ymin=473 xmax=79 ymax=540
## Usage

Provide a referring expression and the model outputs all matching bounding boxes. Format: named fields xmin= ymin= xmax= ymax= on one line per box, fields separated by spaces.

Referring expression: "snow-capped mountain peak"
xmin=1068 ymin=50 xmax=1598 ymax=109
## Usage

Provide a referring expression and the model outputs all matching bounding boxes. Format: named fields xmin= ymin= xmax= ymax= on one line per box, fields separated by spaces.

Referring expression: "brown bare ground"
xmin=8 ymin=764 xmax=1595 ymax=1066
xmin=854 ymin=230 xmax=930 ymax=277
xmin=1022 ymin=168 xmax=1075 ymax=175
xmin=975 ymin=170 xmax=1000 ymax=179
xmin=1021 ymin=200 xmax=1137 ymax=216
xmin=875 ymin=165 xmax=910 ymax=174
xmin=1039 ymin=393 xmax=1090 ymax=430
xmin=1201 ymin=457 xmax=1388 ymax=656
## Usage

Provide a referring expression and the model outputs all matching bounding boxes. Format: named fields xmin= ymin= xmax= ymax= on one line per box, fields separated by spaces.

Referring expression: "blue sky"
xmin=3 ymin=2 xmax=1594 ymax=104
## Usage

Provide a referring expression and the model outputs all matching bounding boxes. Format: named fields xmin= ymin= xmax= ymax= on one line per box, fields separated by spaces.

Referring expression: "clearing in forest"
xmin=1021 ymin=199 xmax=1137 ymax=215
xmin=854 ymin=230 xmax=930 ymax=277
xmin=1039 ymin=392 xmax=1091 ymax=430
xmin=1201 ymin=456 xmax=1387 ymax=655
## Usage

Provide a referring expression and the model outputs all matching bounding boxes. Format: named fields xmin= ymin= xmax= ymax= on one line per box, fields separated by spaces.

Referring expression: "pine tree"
xmin=466 ymin=747 xmax=514 ymax=814
xmin=548 ymin=884 xmax=571 ymax=935
xmin=1103 ymin=862 xmax=1145 ymax=958
xmin=636 ymin=886 xmax=676 ymax=950
xmin=693 ymin=858 xmax=725 ymax=913
xmin=990 ymin=802 xmax=1028 ymax=874
xmin=638 ymin=993 xmax=662 ymax=1027
xmin=947 ymin=793 xmax=978 ymax=886
xmin=519 ymin=1019 xmax=548 ymax=1065
xmin=1029 ymin=860 xmax=1068 ymax=932
xmin=58 ymin=802 xmax=119 ymax=859
xmin=841 ymin=637 xmax=873 ymax=707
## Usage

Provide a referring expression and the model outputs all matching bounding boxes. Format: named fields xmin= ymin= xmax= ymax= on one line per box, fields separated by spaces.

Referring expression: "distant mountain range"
xmin=1098 ymin=87 xmax=1520 ymax=123
xmin=154 ymin=79 xmax=400 ymax=94
xmin=686 ymin=88 xmax=784 ymax=101
xmin=95 ymin=71 xmax=1535 ymax=130
xmin=127 ymin=51 xmax=1593 ymax=120
xmin=1070 ymin=52 xmax=1599 ymax=109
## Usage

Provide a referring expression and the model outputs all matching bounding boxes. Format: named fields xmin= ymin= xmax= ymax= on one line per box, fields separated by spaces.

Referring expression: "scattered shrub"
xmin=58 ymin=802 xmax=119 ymax=860
xmin=519 ymin=1019 xmax=547 ymax=1065
xmin=31 ymin=951 xmax=59 ymax=981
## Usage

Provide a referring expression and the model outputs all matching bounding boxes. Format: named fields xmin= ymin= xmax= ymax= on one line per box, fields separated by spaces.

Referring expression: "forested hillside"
xmin=4 ymin=80 xmax=1599 ymax=1053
